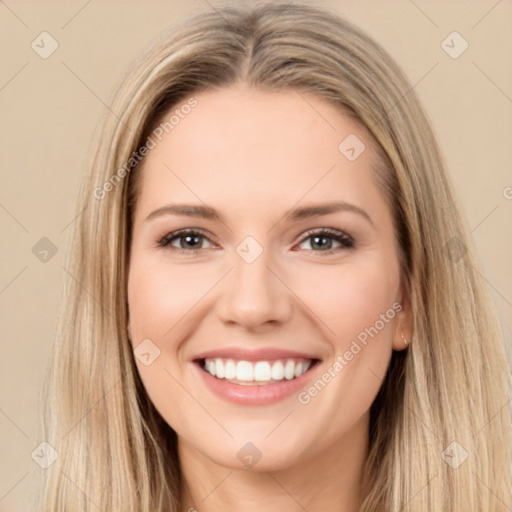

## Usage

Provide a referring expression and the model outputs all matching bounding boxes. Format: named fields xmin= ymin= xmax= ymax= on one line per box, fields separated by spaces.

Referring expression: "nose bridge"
xmin=215 ymin=236 xmax=292 ymax=329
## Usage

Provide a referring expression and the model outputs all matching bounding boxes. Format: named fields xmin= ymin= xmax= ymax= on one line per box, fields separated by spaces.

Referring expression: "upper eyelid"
xmin=167 ymin=228 xmax=217 ymax=243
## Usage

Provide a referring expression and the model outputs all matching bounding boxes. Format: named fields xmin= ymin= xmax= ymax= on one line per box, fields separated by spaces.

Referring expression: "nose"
xmin=215 ymin=246 xmax=293 ymax=332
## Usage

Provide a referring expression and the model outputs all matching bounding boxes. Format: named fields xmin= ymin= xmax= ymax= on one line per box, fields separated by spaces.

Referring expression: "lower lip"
xmin=193 ymin=360 xmax=321 ymax=406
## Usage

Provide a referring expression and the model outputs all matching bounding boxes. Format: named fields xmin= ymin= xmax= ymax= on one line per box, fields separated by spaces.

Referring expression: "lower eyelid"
xmin=165 ymin=233 xmax=214 ymax=250
xmin=296 ymin=238 xmax=352 ymax=252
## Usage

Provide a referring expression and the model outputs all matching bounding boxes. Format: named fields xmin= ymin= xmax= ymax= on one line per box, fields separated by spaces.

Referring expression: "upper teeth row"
xmin=203 ymin=358 xmax=312 ymax=382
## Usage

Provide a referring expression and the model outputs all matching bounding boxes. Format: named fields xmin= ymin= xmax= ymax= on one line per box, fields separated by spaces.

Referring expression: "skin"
xmin=127 ymin=83 xmax=411 ymax=511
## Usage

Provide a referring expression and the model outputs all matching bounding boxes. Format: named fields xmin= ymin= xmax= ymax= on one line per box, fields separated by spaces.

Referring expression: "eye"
xmin=295 ymin=228 xmax=355 ymax=254
xmin=157 ymin=227 xmax=355 ymax=255
xmin=158 ymin=229 xmax=216 ymax=253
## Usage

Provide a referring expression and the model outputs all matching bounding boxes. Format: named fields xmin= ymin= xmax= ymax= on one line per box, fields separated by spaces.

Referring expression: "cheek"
xmin=295 ymin=258 xmax=399 ymax=340
xmin=127 ymin=259 xmax=205 ymax=424
xmin=127 ymin=259 xmax=188 ymax=404
xmin=128 ymin=259 xmax=210 ymax=342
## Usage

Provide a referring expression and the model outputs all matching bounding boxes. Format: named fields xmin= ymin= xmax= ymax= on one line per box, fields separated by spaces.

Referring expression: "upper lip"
xmin=192 ymin=347 xmax=321 ymax=362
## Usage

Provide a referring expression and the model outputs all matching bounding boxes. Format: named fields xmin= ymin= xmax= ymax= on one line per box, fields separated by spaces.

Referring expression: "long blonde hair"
xmin=37 ymin=2 xmax=511 ymax=510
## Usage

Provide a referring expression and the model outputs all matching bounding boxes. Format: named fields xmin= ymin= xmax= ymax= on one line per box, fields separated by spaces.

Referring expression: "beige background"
xmin=1 ymin=0 xmax=511 ymax=509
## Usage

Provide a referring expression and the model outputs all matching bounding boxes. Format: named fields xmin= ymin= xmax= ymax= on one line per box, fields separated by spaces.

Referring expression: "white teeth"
xmin=284 ymin=360 xmax=295 ymax=380
xmin=202 ymin=357 xmax=314 ymax=384
xmin=215 ymin=359 xmax=224 ymax=379
xmin=271 ymin=360 xmax=284 ymax=380
xmin=224 ymin=359 xmax=236 ymax=379
xmin=236 ymin=361 xmax=253 ymax=381
xmin=254 ymin=361 xmax=271 ymax=381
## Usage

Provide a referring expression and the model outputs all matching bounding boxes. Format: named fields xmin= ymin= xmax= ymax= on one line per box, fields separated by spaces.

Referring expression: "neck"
xmin=178 ymin=412 xmax=369 ymax=512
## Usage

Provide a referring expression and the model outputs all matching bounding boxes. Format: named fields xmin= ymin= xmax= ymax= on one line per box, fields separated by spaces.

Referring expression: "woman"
xmin=38 ymin=2 xmax=511 ymax=511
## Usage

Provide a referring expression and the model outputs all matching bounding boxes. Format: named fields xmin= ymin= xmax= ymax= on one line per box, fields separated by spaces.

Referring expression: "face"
xmin=127 ymin=84 xmax=410 ymax=472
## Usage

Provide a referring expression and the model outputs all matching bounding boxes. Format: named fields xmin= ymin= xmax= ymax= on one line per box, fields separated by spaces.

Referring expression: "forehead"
xmin=135 ymin=85 xmax=386 ymax=223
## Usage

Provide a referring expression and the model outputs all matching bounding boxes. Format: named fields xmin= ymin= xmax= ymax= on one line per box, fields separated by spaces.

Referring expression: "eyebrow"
xmin=145 ymin=201 xmax=374 ymax=227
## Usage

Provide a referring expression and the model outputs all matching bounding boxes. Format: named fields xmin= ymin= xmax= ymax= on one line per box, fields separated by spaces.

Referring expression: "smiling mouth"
xmin=194 ymin=357 xmax=321 ymax=386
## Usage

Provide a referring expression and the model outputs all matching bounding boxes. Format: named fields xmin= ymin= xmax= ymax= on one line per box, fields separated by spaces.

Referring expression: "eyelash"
xmin=157 ymin=227 xmax=355 ymax=256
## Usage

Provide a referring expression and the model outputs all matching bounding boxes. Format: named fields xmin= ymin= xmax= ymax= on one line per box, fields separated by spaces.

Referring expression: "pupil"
xmin=312 ymin=236 xmax=331 ymax=250
xmin=182 ymin=235 xmax=200 ymax=248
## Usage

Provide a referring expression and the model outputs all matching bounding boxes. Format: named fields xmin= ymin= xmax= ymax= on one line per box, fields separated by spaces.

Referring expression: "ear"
xmin=392 ymin=281 xmax=413 ymax=351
